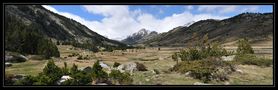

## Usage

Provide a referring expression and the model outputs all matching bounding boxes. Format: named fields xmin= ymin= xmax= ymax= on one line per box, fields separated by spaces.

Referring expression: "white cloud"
xmin=240 ymin=5 xmax=260 ymax=13
xmin=43 ymin=5 xmax=229 ymax=40
xmin=185 ymin=5 xmax=194 ymax=10
xmin=137 ymin=11 xmax=228 ymax=33
xmin=197 ymin=5 xmax=260 ymax=14
xmin=198 ymin=5 xmax=238 ymax=14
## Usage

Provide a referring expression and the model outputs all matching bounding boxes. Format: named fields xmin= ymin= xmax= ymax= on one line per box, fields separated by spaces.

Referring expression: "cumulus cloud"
xmin=43 ymin=5 xmax=230 ymax=40
xmin=137 ymin=11 xmax=228 ymax=33
xmin=197 ymin=5 xmax=260 ymax=14
xmin=185 ymin=5 xmax=194 ymax=10
xmin=198 ymin=5 xmax=238 ymax=14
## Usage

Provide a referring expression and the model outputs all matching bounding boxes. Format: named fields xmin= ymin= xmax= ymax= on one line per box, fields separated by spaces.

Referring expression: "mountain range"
xmin=5 ymin=5 xmax=127 ymax=50
xmin=122 ymin=13 xmax=273 ymax=47
xmin=121 ymin=29 xmax=158 ymax=45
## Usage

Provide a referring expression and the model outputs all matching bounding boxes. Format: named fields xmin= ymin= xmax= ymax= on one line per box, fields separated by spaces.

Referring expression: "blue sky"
xmin=42 ymin=5 xmax=273 ymax=40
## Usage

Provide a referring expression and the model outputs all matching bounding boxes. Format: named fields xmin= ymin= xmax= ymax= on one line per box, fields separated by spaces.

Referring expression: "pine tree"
xmin=42 ymin=60 xmax=63 ymax=85
xmin=70 ymin=64 xmax=79 ymax=75
xmin=91 ymin=60 xmax=108 ymax=82
xmin=237 ymin=38 xmax=254 ymax=54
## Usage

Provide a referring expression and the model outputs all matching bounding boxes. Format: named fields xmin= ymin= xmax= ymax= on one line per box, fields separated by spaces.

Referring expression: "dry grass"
xmin=5 ymin=45 xmax=273 ymax=85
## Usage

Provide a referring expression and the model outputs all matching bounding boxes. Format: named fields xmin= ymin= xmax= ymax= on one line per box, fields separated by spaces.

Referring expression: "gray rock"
xmin=145 ymin=78 xmax=150 ymax=82
xmin=5 ymin=62 xmax=12 ymax=67
xmin=236 ymin=69 xmax=243 ymax=74
xmin=5 ymin=54 xmax=27 ymax=63
xmin=117 ymin=64 xmax=126 ymax=73
xmin=152 ymin=69 xmax=160 ymax=74
xmin=224 ymin=81 xmax=230 ymax=85
xmin=57 ymin=75 xmax=73 ymax=85
xmin=221 ymin=55 xmax=235 ymax=61
xmin=125 ymin=62 xmax=137 ymax=73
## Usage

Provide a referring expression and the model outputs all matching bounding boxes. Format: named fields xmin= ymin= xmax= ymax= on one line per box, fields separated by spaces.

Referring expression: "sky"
xmin=42 ymin=5 xmax=273 ymax=40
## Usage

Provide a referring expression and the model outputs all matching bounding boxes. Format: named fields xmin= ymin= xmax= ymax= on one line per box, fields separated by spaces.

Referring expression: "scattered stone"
xmin=236 ymin=69 xmax=244 ymax=74
xmin=193 ymin=82 xmax=211 ymax=85
xmin=224 ymin=81 xmax=230 ymax=85
xmin=152 ymin=69 xmax=160 ymax=74
xmin=184 ymin=71 xmax=191 ymax=76
xmin=96 ymin=83 xmax=108 ymax=85
xmin=99 ymin=61 xmax=110 ymax=69
xmin=221 ymin=55 xmax=235 ymax=61
xmin=145 ymin=78 xmax=150 ymax=82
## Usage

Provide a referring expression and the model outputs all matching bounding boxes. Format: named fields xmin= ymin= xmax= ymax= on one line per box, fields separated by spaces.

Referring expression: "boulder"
xmin=5 ymin=62 xmax=12 ymax=67
xmin=57 ymin=75 xmax=73 ymax=85
xmin=184 ymin=71 xmax=191 ymax=76
xmin=5 ymin=54 xmax=27 ymax=63
xmin=221 ymin=55 xmax=235 ymax=61
xmin=125 ymin=62 xmax=137 ymax=73
xmin=117 ymin=64 xmax=125 ymax=73
xmin=99 ymin=61 xmax=110 ymax=69
xmin=126 ymin=62 xmax=148 ymax=73
xmin=116 ymin=62 xmax=148 ymax=73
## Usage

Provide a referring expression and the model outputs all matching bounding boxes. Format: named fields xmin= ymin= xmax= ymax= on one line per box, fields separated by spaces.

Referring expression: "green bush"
xmin=236 ymin=38 xmax=254 ymax=54
xmin=91 ymin=60 xmax=108 ymax=83
xmin=69 ymin=71 xmax=92 ymax=85
xmin=178 ymin=42 xmax=229 ymax=61
xmin=62 ymin=62 xmax=69 ymax=75
xmin=109 ymin=70 xmax=133 ymax=85
xmin=171 ymin=58 xmax=235 ymax=82
xmin=70 ymin=64 xmax=79 ymax=75
xmin=235 ymin=54 xmax=272 ymax=67
xmin=13 ymin=75 xmax=36 ymax=85
xmin=42 ymin=60 xmax=63 ymax=85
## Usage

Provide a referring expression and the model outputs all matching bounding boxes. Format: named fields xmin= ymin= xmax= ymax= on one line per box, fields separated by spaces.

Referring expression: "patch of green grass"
xmin=5 ymin=60 xmax=48 ymax=76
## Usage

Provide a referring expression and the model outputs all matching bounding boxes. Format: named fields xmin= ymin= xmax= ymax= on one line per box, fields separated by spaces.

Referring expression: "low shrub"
xmin=171 ymin=57 xmax=235 ymax=83
xmin=135 ymin=62 xmax=148 ymax=71
xmin=178 ymin=42 xmax=229 ymax=61
xmin=113 ymin=62 xmax=121 ymax=68
xmin=109 ymin=70 xmax=133 ymax=85
xmin=235 ymin=54 xmax=272 ymax=67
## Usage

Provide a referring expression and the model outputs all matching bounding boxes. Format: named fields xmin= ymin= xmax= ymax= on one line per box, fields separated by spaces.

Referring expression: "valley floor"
xmin=5 ymin=45 xmax=273 ymax=85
